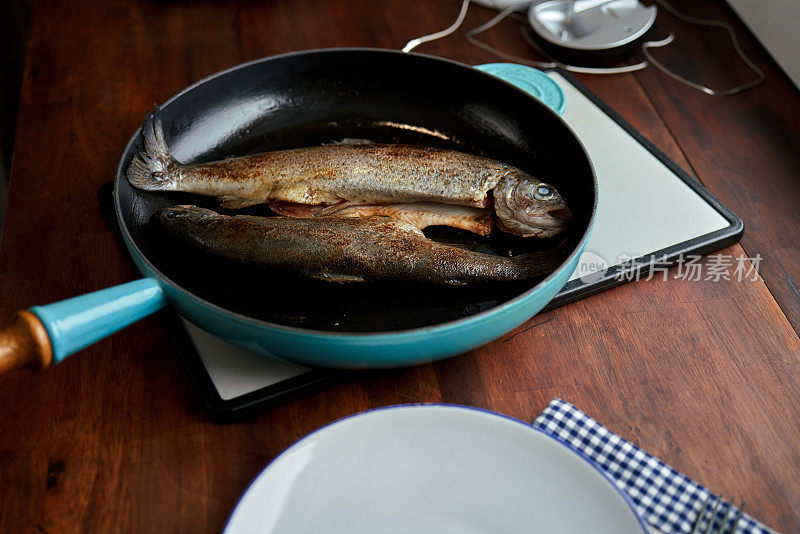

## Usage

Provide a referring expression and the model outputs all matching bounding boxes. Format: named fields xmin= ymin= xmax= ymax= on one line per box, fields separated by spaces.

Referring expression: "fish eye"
xmin=533 ymin=184 xmax=555 ymax=201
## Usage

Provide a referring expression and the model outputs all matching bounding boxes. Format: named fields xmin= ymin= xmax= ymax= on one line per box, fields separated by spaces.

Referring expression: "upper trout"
xmin=157 ymin=206 xmax=567 ymax=285
xmin=129 ymin=107 xmax=572 ymax=238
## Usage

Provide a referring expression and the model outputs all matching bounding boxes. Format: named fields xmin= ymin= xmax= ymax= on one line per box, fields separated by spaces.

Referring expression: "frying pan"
xmin=0 ymin=49 xmax=596 ymax=372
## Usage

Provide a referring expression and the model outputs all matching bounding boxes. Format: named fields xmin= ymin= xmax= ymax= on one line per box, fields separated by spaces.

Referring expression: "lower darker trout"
xmin=157 ymin=206 xmax=567 ymax=285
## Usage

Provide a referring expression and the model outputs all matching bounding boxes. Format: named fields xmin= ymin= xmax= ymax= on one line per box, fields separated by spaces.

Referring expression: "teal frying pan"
xmin=0 ymin=49 xmax=595 ymax=373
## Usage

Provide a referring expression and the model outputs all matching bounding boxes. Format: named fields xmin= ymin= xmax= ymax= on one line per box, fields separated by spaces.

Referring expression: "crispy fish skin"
xmin=129 ymin=107 xmax=571 ymax=237
xmin=187 ymin=144 xmax=507 ymax=208
xmin=157 ymin=206 xmax=565 ymax=285
xmin=129 ymin=109 xmax=505 ymax=208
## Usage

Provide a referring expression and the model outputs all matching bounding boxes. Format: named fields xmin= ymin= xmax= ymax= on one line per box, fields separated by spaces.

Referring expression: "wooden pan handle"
xmin=0 ymin=279 xmax=166 ymax=377
xmin=0 ymin=311 xmax=53 ymax=374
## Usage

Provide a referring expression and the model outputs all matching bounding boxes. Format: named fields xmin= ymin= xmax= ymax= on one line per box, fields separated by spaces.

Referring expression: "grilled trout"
xmin=157 ymin=206 xmax=567 ymax=285
xmin=129 ymin=107 xmax=571 ymax=238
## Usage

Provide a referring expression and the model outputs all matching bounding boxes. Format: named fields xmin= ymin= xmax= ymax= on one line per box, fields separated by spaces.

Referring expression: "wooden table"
xmin=1 ymin=0 xmax=798 ymax=531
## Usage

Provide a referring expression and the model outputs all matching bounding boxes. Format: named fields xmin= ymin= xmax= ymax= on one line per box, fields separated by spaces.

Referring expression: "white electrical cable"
xmin=401 ymin=0 xmax=765 ymax=95
xmin=520 ymin=24 xmax=679 ymax=74
xmin=467 ymin=6 xmax=655 ymax=74
xmin=643 ymin=0 xmax=764 ymax=95
xmin=402 ymin=0 xmax=471 ymax=53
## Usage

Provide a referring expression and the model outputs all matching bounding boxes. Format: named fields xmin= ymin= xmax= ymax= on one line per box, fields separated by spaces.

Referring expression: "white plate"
xmin=224 ymin=405 xmax=647 ymax=534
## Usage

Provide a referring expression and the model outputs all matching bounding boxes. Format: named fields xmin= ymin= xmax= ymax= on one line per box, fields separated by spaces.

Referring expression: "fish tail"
xmin=127 ymin=105 xmax=179 ymax=190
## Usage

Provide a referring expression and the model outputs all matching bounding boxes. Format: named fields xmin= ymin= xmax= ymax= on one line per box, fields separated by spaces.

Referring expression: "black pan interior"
xmin=115 ymin=50 xmax=595 ymax=332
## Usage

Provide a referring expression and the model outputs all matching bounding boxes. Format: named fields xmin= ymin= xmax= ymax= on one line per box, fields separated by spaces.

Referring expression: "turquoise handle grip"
xmin=475 ymin=63 xmax=566 ymax=116
xmin=30 ymin=278 xmax=167 ymax=363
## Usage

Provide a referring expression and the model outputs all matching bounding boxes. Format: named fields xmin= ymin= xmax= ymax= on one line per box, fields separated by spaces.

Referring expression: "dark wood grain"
xmin=633 ymin=0 xmax=800 ymax=337
xmin=0 ymin=0 xmax=798 ymax=532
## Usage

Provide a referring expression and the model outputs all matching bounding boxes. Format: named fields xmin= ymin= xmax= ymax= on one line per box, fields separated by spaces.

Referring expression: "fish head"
xmin=492 ymin=171 xmax=572 ymax=238
xmin=159 ymin=205 xmax=222 ymax=226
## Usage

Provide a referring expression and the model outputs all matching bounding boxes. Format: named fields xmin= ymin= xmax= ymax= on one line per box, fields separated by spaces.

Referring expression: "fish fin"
xmin=127 ymin=104 xmax=180 ymax=191
xmin=314 ymin=200 xmax=358 ymax=217
xmin=269 ymin=201 xmax=323 ymax=217
xmin=218 ymin=195 xmax=263 ymax=209
xmin=311 ymin=272 xmax=366 ymax=283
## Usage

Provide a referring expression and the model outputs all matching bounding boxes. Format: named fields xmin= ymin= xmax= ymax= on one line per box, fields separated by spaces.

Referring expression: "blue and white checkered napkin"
xmin=533 ymin=399 xmax=776 ymax=534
